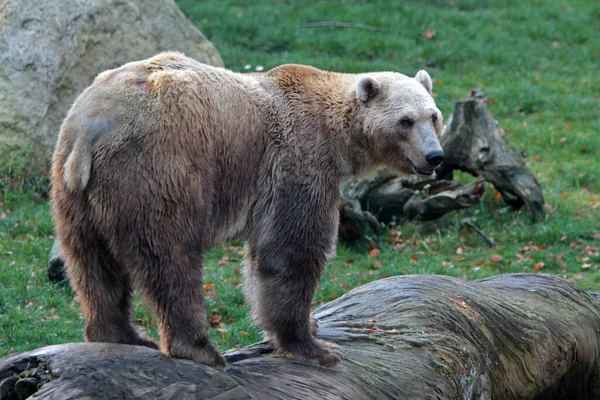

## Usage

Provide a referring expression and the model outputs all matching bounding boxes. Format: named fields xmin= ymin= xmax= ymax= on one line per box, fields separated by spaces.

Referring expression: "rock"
xmin=0 ymin=0 xmax=223 ymax=158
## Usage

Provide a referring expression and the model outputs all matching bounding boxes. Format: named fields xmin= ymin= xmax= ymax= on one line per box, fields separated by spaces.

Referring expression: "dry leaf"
xmin=456 ymin=247 xmax=463 ymax=255
xmin=582 ymin=246 xmax=598 ymax=255
xmin=494 ymin=190 xmax=503 ymax=202
xmin=208 ymin=314 xmax=221 ymax=327
xmin=533 ymin=262 xmax=545 ymax=271
xmin=369 ymin=325 xmax=382 ymax=334
xmin=490 ymin=254 xmax=503 ymax=262
xmin=392 ymin=242 xmax=407 ymax=251
xmin=422 ymin=26 xmax=436 ymax=39
xmin=368 ymin=248 xmax=381 ymax=258
xmin=203 ymin=283 xmax=215 ymax=291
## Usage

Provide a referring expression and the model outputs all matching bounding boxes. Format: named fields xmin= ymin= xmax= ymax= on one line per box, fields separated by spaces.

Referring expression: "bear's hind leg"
xmin=136 ymin=252 xmax=226 ymax=370
xmin=63 ymin=240 xmax=158 ymax=349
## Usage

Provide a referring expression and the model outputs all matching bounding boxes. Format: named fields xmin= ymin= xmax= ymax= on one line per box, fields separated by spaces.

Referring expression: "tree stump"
xmin=437 ymin=89 xmax=544 ymax=221
xmin=2 ymin=274 xmax=598 ymax=399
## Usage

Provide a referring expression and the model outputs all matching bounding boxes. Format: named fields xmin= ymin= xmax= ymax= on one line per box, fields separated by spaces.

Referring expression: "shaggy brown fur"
xmin=51 ymin=52 xmax=444 ymax=369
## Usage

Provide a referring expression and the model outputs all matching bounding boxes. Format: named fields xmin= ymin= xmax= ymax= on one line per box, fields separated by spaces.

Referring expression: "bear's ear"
xmin=415 ymin=70 xmax=433 ymax=95
xmin=356 ymin=76 xmax=381 ymax=103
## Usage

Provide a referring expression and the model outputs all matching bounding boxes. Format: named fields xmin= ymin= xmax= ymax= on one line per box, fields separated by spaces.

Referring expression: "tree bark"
xmin=2 ymin=274 xmax=599 ymax=399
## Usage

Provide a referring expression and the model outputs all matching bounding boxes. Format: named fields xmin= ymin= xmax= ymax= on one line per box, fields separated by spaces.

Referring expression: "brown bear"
xmin=51 ymin=52 xmax=444 ymax=369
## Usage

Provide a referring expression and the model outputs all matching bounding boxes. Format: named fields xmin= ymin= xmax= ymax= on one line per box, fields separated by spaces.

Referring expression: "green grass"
xmin=1 ymin=0 xmax=599 ymax=356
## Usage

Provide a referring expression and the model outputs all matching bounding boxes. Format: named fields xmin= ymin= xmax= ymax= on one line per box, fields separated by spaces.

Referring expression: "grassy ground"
xmin=1 ymin=0 xmax=598 ymax=356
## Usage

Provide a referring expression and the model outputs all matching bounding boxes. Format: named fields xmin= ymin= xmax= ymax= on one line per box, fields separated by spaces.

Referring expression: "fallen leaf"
xmin=218 ymin=256 xmax=229 ymax=267
xmin=227 ymin=278 xmax=240 ymax=286
xmin=209 ymin=314 xmax=221 ymax=327
xmin=560 ymin=193 xmax=568 ymax=199
xmin=456 ymin=247 xmax=463 ymax=255
xmin=369 ymin=248 xmax=380 ymax=258
xmin=582 ymin=246 xmax=598 ymax=255
xmin=369 ymin=325 xmax=382 ymax=334
xmin=392 ymin=242 xmax=407 ymax=251
xmin=533 ymin=262 xmax=545 ymax=271
xmin=490 ymin=254 xmax=504 ymax=262
xmin=571 ymin=274 xmax=584 ymax=281
xmin=570 ymin=242 xmax=579 ymax=248
xmin=422 ymin=26 xmax=436 ymax=39
xmin=543 ymin=203 xmax=556 ymax=212
xmin=373 ymin=261 xmax=383 ymax=269
xmin=203 ymin=283 xmax=215 ymax=291
xmin=582 ymin=263 xmax=592 ymax=270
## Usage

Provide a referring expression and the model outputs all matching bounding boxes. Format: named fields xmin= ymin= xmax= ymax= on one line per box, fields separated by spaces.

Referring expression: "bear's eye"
xmin=400 ymin=118 xmax=414 ymax=128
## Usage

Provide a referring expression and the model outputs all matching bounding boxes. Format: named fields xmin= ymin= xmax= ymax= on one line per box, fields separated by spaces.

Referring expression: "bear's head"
xmin=353 ymin=70 xmax=444 ymax=177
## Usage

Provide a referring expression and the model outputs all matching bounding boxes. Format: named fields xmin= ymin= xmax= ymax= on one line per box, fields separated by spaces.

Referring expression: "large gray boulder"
xmin=0 ymin=0 xmax=223 ymax=156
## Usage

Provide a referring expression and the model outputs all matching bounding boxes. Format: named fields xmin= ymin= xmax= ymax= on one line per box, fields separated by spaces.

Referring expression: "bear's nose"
xmin=425 ymin=150 xmax=444 ymax=167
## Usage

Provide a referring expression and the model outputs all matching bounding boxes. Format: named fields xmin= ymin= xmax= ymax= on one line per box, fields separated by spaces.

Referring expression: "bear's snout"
xmin=425 ymin=150 xmax=444 ymax=168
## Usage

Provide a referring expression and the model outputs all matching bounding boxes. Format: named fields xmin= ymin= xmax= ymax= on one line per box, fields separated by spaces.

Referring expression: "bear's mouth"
xmin=408 ymin=158 xmax=435 ymax=176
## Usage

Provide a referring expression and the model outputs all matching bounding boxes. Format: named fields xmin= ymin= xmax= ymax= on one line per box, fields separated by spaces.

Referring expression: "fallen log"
xmin=2 ymin=274 xmax=599 ymax=399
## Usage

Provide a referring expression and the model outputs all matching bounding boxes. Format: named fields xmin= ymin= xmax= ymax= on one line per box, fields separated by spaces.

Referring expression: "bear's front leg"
xmin=248 ymin=238 xmax=342 ymax=367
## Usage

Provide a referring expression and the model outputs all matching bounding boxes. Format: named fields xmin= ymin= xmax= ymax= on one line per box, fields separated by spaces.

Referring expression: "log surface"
xmin=1 ymin=274 xmax=599 ymax=399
